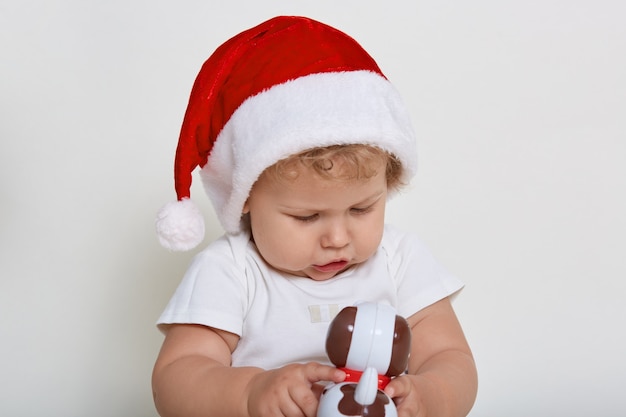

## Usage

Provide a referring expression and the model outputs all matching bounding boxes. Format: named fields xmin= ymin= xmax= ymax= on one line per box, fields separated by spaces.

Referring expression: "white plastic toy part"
xmin=354 ymin=367 xmax=379 ymax=406
xmin=345 ymin=302 xmax=396 ymax=374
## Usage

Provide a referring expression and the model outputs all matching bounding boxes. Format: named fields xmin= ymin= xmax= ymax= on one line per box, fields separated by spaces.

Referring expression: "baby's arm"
xmin=384 ymin=297 xmax=478 ymax=417
xmin=152 ymin=324 xmax=345 ymax=417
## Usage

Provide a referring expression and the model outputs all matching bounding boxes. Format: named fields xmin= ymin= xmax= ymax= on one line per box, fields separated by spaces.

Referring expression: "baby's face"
xmin=243 ymin=158 xmax=388 ymax=281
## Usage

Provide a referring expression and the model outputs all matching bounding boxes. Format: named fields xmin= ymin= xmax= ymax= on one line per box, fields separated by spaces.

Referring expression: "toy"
xmin=317 ymin=302 xmax=411 ymax=417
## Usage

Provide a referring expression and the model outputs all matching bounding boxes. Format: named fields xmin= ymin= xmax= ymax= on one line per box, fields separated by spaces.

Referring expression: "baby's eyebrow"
xmin=278 ymin=206 xmax=317 ymax=212
xmin=353 ymin=190 xmax=385 ymax=206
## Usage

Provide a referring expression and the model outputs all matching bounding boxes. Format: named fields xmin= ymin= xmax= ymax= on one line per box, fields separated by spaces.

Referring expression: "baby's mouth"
xmin=313 ymin=260 xmax=349 ymax=273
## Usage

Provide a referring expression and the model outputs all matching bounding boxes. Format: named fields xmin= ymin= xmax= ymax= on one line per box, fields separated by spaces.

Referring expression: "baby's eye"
xmin=351 ymin=206 xmax=373 ymax=215
xmin=292 ymin=213 xmax=319 ymax=222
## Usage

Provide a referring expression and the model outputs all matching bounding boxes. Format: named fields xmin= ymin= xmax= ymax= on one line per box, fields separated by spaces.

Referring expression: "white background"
xmin=1 ymin=1 xmax=624 ymax=416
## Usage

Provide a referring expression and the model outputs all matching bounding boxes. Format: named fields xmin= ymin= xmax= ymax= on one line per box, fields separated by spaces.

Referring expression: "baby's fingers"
xmin=384 ymin=375 xmax=410 ymax=399
xmin=282 ymin=364 xmax=344 ymax=417
xmin=288 ymin=383 xmax=320 ymax=417
xmin=384 ymin=375 xmax=420 ymax=417
xmin=301 ymin=362 xmax=346 ymax=384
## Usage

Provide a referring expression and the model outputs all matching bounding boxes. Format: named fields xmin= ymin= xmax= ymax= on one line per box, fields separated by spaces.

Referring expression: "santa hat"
xmin=156 ymin=16 xmax=418 ymax=251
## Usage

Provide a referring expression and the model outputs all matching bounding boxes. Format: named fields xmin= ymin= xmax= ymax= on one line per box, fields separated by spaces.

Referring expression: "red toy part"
xmin=337 ymin=367 xmax=391 ymax=390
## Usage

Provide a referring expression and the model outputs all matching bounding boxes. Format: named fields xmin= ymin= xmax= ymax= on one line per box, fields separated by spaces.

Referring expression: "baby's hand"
xmin=246 ymin=362 xmax=345 ymax=417
xmin=384 ymin=374 xmax=424 ymax=417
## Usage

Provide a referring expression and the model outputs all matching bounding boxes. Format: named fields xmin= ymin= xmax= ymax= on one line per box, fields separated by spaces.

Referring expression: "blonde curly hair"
xmin=262 ymin=144 xmax=405 ymax=191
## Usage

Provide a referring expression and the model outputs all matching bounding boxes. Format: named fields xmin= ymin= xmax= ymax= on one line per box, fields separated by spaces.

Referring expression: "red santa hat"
xmin=156 ymin=16 xmax=418 ymax=251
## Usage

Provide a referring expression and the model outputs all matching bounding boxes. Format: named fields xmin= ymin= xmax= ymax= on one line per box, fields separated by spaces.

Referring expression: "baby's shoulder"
xmin=193 ymin=231 xmax=254 ymax=268
xmin=381 ymin=224 xmax=422 ymax=250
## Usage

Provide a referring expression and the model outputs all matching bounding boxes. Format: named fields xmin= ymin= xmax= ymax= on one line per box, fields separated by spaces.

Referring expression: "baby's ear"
xmin=242 ymin=200 xmax=250 ymax=214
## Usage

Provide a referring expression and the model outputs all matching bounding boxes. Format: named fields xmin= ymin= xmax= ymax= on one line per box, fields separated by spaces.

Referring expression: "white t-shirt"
xmin=157 ymin=224 xmax=463 ymax=370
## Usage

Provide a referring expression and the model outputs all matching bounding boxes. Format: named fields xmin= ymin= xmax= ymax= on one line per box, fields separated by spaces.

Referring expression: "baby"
xmin=153 ymin=16 xmax=477 ymax=417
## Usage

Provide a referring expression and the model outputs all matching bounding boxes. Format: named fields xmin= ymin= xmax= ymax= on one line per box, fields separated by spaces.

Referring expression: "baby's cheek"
xmin=263 ymin=238 xmax=310 ymax=270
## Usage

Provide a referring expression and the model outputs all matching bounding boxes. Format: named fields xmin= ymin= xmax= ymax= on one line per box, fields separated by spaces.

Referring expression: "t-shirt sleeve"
xmin=156 ymin=236 xmax=248 ymax=336
xmin=382 ymin=225 xmax=464 ymax=318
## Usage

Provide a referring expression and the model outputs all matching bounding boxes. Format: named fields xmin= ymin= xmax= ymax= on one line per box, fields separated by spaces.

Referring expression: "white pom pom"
xmin=156 ymin=198 xmax=205 ymax=251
